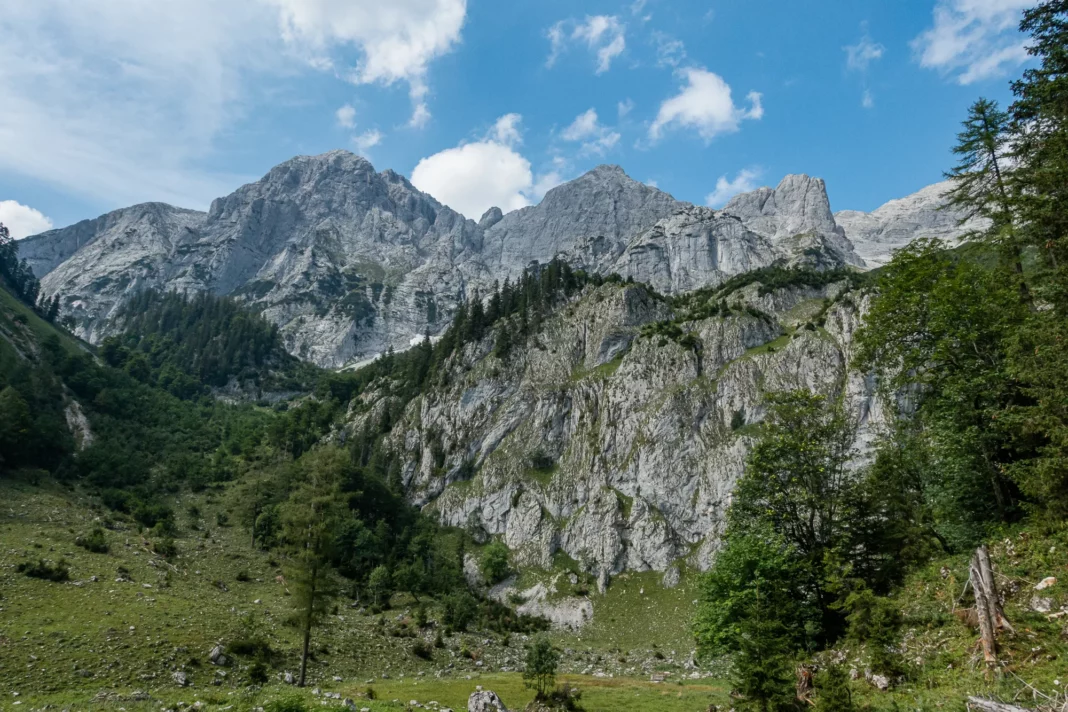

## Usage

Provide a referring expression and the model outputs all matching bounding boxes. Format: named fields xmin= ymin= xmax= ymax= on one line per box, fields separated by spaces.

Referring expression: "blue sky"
xmin=0 ymin=0 xmax=1034 ymax=238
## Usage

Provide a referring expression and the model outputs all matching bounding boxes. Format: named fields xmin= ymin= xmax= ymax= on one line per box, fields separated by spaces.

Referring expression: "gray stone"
xmin=171 ymin=671 xmax=188 ymax=687
xmin=467 ymin=689 xmax=507 ymax=712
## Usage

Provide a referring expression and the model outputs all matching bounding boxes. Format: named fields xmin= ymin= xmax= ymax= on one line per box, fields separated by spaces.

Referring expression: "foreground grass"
xmin=4 ymin=477 xmax=1067 ymax=711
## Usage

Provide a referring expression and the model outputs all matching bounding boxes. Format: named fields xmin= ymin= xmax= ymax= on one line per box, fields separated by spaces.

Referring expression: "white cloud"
xmin=649 ymin=68 xmax=763 ymax=142
xmin=353 ymin=129 xmax=383 ymax=154
xmin=267 ymin=0 xmax=467 ymax=125
xmin=412 ymin=114 xmax=556 ymax=218
xmin=0 ymin=1 xmax=464 ymax=212
xmin=336 ymin=104 xmax=357 ymax=129
xmin=862 ymin=89 xmax=875 ymax=109
xmin=546 ymin=15 xmax=626 ymax=74
xmin=0 ymin=200 xmax=54 ymax=239
xmin=618 ymin=99 xmax=635 ymax=118
xmin=0 ymin=1 xmax=270 ymax=209
xmin=561 ymin=109 xmax=621 ymax=156
xmin=705 ymin=168 xmax=761 ymax=208
xmin=913 ymin=0 xmax=1032 ymax=84
xmin=844 ymin=33 xmax=885 ymax=72
xmin=489 ymin=113 xmax=523 ymax=147
xmin=652 ymin=32 xmax=686 ymax=68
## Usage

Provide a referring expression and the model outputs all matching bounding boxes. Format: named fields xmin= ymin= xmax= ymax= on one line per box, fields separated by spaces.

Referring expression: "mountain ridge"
xmin=18 ymin=151 xmax=978 ymax=367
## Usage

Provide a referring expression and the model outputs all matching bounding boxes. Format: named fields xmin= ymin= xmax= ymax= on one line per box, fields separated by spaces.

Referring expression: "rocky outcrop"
xmin=723 ymin=174 xmax=864 ymax=267
xmin=369 ymin=278 xmax=886 ymax=583
xmin=835 ymin=179 xmax=988 ymax=267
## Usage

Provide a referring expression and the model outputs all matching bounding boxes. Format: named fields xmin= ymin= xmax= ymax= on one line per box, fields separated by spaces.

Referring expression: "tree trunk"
xmin=299 ymin=622 xmax=311 ymax=687
xmin=298 ymin=564 xmax=318 ymax=687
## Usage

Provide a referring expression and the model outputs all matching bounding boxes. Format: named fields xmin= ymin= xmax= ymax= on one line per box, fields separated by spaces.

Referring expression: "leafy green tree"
xmin=727 ymin=390 xmax=858 ymax=643
xmin=368 ymin=565 xmax=392 ymax=606
xmin=441 ymin=590 xmax=478 ymax=631
xmin=523 ymin=635 xmax=559 ymax=700
xmin=282 ymin=447 xmax=347 ymax=686
xmin=857 ymin=239 xmax=1025 ymax=543
xmin=695 ymin=529 xmax=806 ymax=658
xmin=480 ymin=539 xmax=511 ymax=585
xmin=0 ymin=386 xmax=31 ymax=470
xmin=732 ymin=592 xmax=801 ymax=712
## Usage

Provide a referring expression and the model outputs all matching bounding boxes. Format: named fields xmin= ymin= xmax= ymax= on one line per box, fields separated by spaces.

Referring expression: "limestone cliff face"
xmin=352 ymin=279 xmax=885 ymax=582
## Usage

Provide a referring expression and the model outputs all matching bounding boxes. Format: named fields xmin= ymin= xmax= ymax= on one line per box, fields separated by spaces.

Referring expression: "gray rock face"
xmin=835 ymin=180 xmax=988 ymax=267
xmin=723 ymin=174 xmax=864 ymax=267
xmin=367 ymin=279 xmax=887 ymax=586
xmin=18 ymin=203 xmax=206 ymax=280
xmin=480 ymin=164 xmax=682 ymax=279
xmin=567 ymin=206 xmax=781 ymax=294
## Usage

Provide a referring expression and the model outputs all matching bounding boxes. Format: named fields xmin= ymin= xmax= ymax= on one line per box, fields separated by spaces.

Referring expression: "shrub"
xmin=411 ymin=640 xmax=432 ymax=660
xmin=248 ymin=661 xmax=269 ymax=684
xmin=264 ymin=696 xmax=308 ymax=712
xmin=153 ymin=537 xmax=178 ymax=559
xmin=441 ymin=591 xmax=478 ymax=631
xmin=814 ymin=665 xmax=854 ymax=712
xmin=18 ymin=558 xmax=71 ymax=582
xmin=480 ymin=540 xmax=511 ymax=585
xmin=75 ymin=527 xmax=109 ymax=553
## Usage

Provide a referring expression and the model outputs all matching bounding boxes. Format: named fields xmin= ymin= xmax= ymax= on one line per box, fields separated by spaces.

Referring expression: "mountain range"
xmin=19 ymin=150 xmax=982 ymax=368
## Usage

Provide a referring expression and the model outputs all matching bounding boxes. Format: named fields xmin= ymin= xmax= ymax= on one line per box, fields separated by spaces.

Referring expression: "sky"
xmin=0 ymin=0 xmax=1036 ymax=238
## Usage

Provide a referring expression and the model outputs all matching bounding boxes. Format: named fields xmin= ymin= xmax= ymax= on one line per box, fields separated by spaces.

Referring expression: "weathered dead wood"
xmin=965 ymin=697 xmax=1032 ymax=712
xmin=970 ymin=544 xmax=1013 ymax=662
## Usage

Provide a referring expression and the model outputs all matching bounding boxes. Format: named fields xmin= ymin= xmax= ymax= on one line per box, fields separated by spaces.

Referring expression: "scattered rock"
xmin=172 ymin=671 xmax=188 ymax=687
xmin=1031 ymin=596 xmax=1054 ymax=614
xmin=1035 ymin=576 xmax=1057 ymax=591
xmin=468 ymin=689 xmax=507 ymax=712
xmin=209 ymin=644 xmax=227 ymax=666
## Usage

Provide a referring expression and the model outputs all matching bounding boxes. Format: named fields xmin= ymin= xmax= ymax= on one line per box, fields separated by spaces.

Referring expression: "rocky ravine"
xmin=20 ymin=152 xmax=974 ymax=367
xmin=343 ymin=276 xmax=890 ymax=591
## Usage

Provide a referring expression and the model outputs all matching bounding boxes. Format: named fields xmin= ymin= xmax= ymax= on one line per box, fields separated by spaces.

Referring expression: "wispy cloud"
xmin=844 ymin=26 xmax=884 ymax=110
xmin=561 ymin=109 xmax=621 ymax=156
xmin=706 ymin=168 xmax=762 ymax=207
xmin=913 ymin=0 xmax=1032 ymax=84
xmin=0 ymin=1 xmax=466 ymax=213
xmin=845 ymin=32 xmax=885 ymax=72
xmin=547 ymin=15 xmax=626 ymax=74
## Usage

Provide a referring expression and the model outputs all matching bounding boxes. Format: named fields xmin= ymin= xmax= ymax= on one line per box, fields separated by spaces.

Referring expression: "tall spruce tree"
xmin=1010 ymin=0 xmax=1068 ymax=274
xmin=946 ymin=98 xmax=1028 ymax=295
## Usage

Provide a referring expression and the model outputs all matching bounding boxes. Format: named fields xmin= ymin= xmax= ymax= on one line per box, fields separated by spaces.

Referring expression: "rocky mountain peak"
xmin=478 ymin=207 xmax=504 ymax=230
xmin=723 ymin=173 xmax=863 ymax=267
